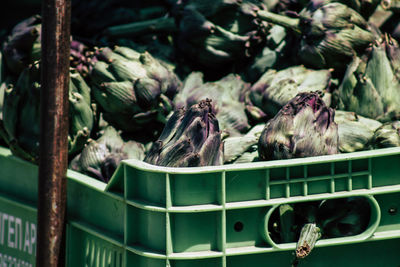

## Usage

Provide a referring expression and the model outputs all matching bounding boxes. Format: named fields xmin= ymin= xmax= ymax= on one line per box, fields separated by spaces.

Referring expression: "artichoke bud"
xmin=175 ymin=0 xmax=268 ymax=71
xmin=121 ymin=140 xmax=146 ymax=161
xmin=174 ymin=72 xmax=250 ymax=136
xmin=78 ymin=140 xmax=108 ymax=172
xmin=68 ymin=128 xmax=91 ymax=156
xmin=91 ymin=61 xmax=117 ymax=84
xmin=2 ymin=62 xmax=94 ymax=162
xmin=97 ymin=126 xmax=125 ymax=152
xmin=70 ymin=125 xmax=146 ymax=182
xmin=257 ymin=2 xmax=375 ymax=71
xmin=100 ymin=154 xmax=125 ymax=182
xmin=113 ymin=45 xmax=141 ymax=60
xmin=70 ymin=40 xmax=96 ymax=78
xmin=70 ymin=70 xmax=91 ymax=105
xmin=145 ymin=99 xmax=223 ymax=167
xmin=2 ymin=15 xmax=42 ymax=75
xmin=224 ymin=135 xmax=258 ymax=163
xmin=134 ymin=78 xmax=161 ymax=109
xmin=89 ymin=46 xmax=181 ymax=133
xmin=69 ymin=91 xmax=94 ymax=139
xmin=372 ymin=121 xmax=400 ymax=148
xmin=384 ymin=34 xmax=400 ymax=79
xmin=246 ymin=66 xmax=332 ymax=122
xmin=95 ymin=81 xmax=137 ymax=114
xmin=223 ymin=123 xmax=264 ymax=164
xmin=334 ymin=110 xmax=382 ymax=153
xmin=109 ymin=58 xmax=145 ymax=82
xmin=299 ymin=3 xmax=375 ymax=70
xmin=258 ymin=92 xmax=339 ymax=161
xmin=338 ymin=36 xmax=400 ymax=122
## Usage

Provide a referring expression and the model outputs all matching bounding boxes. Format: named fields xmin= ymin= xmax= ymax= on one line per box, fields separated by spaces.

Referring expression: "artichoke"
xmin=372 ymin=121 xmax=400 ymax=148
xmin=244 ymin=65 xmax=333 ymax=122
xmin=70 ymin=40 xmax=97 ymax=78
xmin=223 ymin=124 xmax=264 ymax=164
xmin=70 ymin=126 xmax=146 ymax=182
xmin=174 ymin=0 xmax=268 ymax=71
xmin=88 ymin=46 xmax=181 ymax=135
xmin=2 ymin=15 xmax=41 ymax=75
xmin=306 ymin=0 xmax=381 ymax=19
xmin=145 ymin=99 xmax=223 ymax=167
xmin=2 ymin=62 xmax=94 ymax=162
xmin=243 ymin=24 xmax=301 ymax=82
xmin=335 ymin=110 xmax=382 ymax=153
xmin=257 ymin=2 xmax=376 ymax=71
xmin=258 ymin=92 xmax=338 ymax=161
xmin=338 ymin=35 xmax=400 ymax=122
xmin=2 ymin=16 xmax=101 ymax=79
xmin=174 ymin=72 xmax=250 ymax=136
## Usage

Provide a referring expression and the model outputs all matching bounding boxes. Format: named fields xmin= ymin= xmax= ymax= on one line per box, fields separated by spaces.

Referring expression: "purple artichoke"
xmin=258 ymin=92 xmax=338 ymax=160
xmin=145 ymin=99 xmax=223 ymax=167
xmin=174 ymin=72 xmax=251 ymax=136
xmin=2 ymin=15 xmax=41 ymax=75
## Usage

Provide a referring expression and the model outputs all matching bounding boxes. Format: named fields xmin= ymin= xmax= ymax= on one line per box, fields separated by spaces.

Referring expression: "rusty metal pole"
xmin=36 ymin=0 xmax=71 ymax=266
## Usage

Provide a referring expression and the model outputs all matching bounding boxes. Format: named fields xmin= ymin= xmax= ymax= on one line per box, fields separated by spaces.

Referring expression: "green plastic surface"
xmin=0 ymin=146 xmax=400 ymax=266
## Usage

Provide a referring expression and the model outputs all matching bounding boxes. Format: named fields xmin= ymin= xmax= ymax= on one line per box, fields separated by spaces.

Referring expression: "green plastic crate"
xmin=0 ymin=146 xmax=124 ymax=267
xmin=1 ymin=146 xmax=400 ymax=266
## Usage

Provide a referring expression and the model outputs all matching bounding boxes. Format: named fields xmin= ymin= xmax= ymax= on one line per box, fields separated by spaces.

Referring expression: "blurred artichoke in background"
xmin=372 ymin=121 xmax=400 ymax=148
xmin=243 ymin=24 xmax=300 ymax=82
xmin=338 ymin=35 xmax=400 ymax=122
xmin=88 ymin=45 xmax=181 ymax=135
xmin=335 ymin=110 xmax=382 ymax=153
xmin=2 ymin=62 xmax=94 ymax=162
xmin=145 ymin=99 xmax=223 ymax=167
xmin=2 ymin=16 xmax=101 ymax=79
xmin=257 ymin=2 xmax=376 ymax=71
xmin=174 ymin=72 xmax=250 ymax=136
xmin=307 ymin=0 xmax=381 ymax=19
xmin=70 ymin=40 xmax=98 ymax=78
xmin=2 ymin=15 xmax=41 ymax=75
xmin=70 ymin=126 xmax=146 ymax=182
xmin=258 ymin=92 xmax=338 ymax=160
xmin=244 ymin=65 xmax=332 ymax=122
xmin=174 ymin=0 xmax=268 ymax=72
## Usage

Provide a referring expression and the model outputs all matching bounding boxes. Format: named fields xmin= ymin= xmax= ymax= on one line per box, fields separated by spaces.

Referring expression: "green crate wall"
xmin=1 ymin=146 xmax=400 ymax=266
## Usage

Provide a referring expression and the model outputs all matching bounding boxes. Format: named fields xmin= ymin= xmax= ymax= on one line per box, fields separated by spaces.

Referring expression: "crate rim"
xmin=119 ymin=147 xmax=400 ymax=174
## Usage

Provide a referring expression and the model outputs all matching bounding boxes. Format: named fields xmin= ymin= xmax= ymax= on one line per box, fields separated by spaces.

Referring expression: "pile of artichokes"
xmin=0 ymin=0 xmax=399 ymax=182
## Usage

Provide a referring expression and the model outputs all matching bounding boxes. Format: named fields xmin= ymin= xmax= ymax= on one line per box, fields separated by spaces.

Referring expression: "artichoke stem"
xmin=104 ymin=16 xmax=177 ymax=37
xmin=257 ymin=10 xmax=301 ymax=34
xmin=279 ymin=204 xmax=296 ymax=243
xmin=295 ymin=223 xmax=321 ymax=259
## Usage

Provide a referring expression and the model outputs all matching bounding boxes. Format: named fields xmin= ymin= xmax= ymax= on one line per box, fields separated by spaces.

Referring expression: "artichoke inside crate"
xmin=100 ymin=147 xmax=400 ymax=266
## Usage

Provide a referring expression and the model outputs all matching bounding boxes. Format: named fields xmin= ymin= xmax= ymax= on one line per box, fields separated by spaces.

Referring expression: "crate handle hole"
xmin=234 ymin=221 xmax=244 ymax=232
